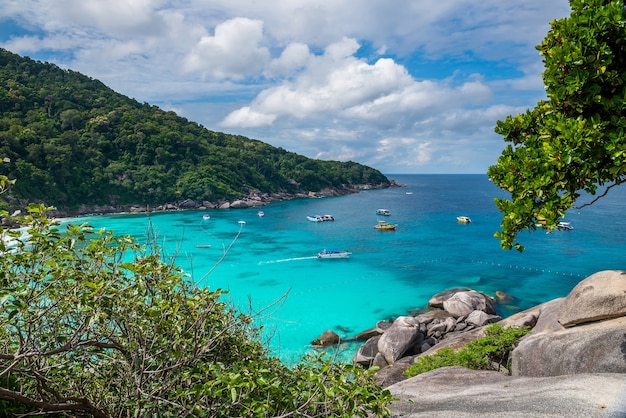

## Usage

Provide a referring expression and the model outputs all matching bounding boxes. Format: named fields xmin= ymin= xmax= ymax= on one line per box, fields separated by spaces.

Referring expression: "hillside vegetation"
xmin=0 ymin=48 xmax=389 ymax=212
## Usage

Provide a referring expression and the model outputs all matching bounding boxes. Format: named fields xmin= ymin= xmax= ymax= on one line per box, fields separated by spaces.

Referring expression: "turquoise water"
xmin=68 ymin=174 xmax=626 ymax=364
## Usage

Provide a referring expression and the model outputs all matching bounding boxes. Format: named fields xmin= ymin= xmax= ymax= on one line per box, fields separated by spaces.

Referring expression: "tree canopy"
xmin=0 ymin=48 xmax=389 ymax=212
xmin=488 ymin=0 xmax=626 ymax=251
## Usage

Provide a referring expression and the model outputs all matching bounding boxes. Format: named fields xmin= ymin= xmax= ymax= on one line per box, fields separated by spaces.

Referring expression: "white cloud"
xmin=183 ymin=17 xmax=270 ymax=80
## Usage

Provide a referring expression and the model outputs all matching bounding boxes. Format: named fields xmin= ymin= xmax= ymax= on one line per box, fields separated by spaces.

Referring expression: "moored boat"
xmin=376 ymin=208 xmax=391 ymax=216
xmin=317 ymin=249 xmax=352 ymax=259
xmin=374 ymin=220 xmax=397 ymax=231
xmin=307 ymin=214 xmax=334 ymax=222
xmin=456 ymin=216 xmax=472 ymax=223
xmin=202 ymin=214 xmax=211 ymax=220
xmin=258 ymin=210 xmax=265 ymax=217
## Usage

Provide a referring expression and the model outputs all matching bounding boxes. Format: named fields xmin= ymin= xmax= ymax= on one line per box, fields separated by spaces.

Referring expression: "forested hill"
xmin=0 ymin=48 xmax=389 ymax=212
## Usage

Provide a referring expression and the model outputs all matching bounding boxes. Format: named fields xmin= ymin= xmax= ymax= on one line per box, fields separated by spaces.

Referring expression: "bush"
xmin=404 ymin=323 xmax=531 ymax=378
xmin=0 ymin=206 xmax=394 ymax=417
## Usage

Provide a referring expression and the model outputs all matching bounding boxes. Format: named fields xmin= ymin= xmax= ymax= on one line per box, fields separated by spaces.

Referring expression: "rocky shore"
xmin=314 ymin=270 xmax=626 ymax=417
xmin=36 ymin=181 xmax=400 ymax=219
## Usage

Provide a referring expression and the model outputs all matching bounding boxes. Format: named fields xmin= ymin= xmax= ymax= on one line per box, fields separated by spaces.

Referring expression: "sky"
xmin=0 ymin=0 xmax=571 ymax=174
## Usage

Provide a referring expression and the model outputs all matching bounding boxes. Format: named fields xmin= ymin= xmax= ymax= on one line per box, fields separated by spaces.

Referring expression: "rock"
xmin=377 ymin=316 xmax=423 ymax=365
xmin=353 ymin=336 xmax=380 ymax=367
xmin=386 ymin=366 xmax=626 ymax=417
xmin=443 ymin=290 xmax=495 ymax=318
xmin=558 ymin=270 xmax=626 ymax=327
xmin=428 ymin=288 xmax=471 ymax=309
xmin=350 ymin=328 xmax=381 ymax=341
xmin=310 ymin=330 xmax=340 ymax=347
xmin=495 ymin=290 xmax=513 ymax=302
xmin=229 ymin=200 xmax=249 ymax=209
xmin=465 ymin=310 xmax=501 ymax=327
xmin=511 ymin=316 xmax=626 ymax=377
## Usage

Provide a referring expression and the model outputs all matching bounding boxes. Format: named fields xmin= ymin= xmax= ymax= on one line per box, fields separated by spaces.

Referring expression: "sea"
xmin=66 ymin=174 xmax=626 ymax=365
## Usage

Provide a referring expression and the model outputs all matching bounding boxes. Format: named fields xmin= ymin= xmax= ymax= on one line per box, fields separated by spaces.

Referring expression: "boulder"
xmin=428 ymin=288 xmax=471 ymax=308
xmin=443 ymin=290 xmax=495 ymax=318
xmin=310 ymin=329 xmax=340 ymax=347
xmin=465 ymin=310 xmax=501 ymax=327
xmin=353 ymin=336 xmax=380 ymax=367
xmin=386 ymin=366 xmax=626 ymax=417
xmin=558 ymin=270 xmax=626 ymax=327
xmin=229 ymin=200 xmax=249 ymax=209
xmin=511 ymin=316 xmax=626 ymax=377
xmin=377 ymin=316 xmax=423 ymax=364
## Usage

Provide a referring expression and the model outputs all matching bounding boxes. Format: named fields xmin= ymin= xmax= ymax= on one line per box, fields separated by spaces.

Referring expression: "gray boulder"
xmin=465 ymin=310 xmax=501 ymax=327
xmin=558 ymin=269 xmax=626 ymax=327
xmin=511 ymin=316 xmax=626 ymax=377
xmin=386 ymin=366 xmax=626 ymax=417
xmin=353 ymin=336 xmax=380 ymax=367
xmin=443 ymin=290 xmax=495 ymax=318
xmin=428 ymin=288 xmax=471 ymax=308
xmin=377 ymin=316 xmax=423 ymax=364
xmin=310 ymin=329 xmax=340 ymax=346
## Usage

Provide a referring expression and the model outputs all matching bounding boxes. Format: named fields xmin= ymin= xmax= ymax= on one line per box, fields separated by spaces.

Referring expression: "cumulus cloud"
xmin=183 ymin=17 xmax=270 ymax=80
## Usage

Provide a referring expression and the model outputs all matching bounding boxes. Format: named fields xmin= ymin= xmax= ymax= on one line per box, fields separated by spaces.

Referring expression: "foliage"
xmin=403 ymin=324 xmax=531 ymax=377
xmin=0 ymin=48 xmax=389 ymax=212
xmin=0 ymin=207 xmax=393 ymax=417
xmin=487 ymin=0 xmax=626 ymax=250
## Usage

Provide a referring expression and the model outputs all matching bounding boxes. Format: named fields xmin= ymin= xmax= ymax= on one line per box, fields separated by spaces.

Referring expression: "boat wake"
xmin=259 ymin=256 xmax=317 ymax=264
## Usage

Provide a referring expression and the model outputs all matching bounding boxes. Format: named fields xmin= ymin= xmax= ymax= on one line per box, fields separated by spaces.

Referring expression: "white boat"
xmin=202 ymin=214 xmax=211 ymax=220
xmin=317 ymin=249 xmax=352 ymax=259
xmin=557 ymin=221 xmax=573 ymax=230
xmin=238 ymin=220 xmax=246 ymax=225
xmin=307 ymin=214 xmax=334 ymax=222
xmin=457 ymin=216 xmax=472 ymax=223
xmin=376 ymin=209 xmax=391 ymax=216
xmin=258 ymin=210 xmax=265 ymax=217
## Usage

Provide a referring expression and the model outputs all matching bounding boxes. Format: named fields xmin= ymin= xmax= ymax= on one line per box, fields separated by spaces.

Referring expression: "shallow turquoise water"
xmin=68 ymin=174 xmax=626 ymax=364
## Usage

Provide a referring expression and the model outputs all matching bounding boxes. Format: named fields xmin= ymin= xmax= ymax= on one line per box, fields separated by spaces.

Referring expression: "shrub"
xmin=404 ymin=323 xmax=531 ymax=378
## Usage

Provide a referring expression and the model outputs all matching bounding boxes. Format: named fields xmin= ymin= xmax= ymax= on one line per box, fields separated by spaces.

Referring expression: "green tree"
xmin=0 ymin=206 xmax=393 ymax=417
xmin=488 ymin=0 xmax=626 ymax=251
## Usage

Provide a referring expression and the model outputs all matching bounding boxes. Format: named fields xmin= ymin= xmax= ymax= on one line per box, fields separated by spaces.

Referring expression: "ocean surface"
xmin=67 ymin=174 xmax=626 ymax=365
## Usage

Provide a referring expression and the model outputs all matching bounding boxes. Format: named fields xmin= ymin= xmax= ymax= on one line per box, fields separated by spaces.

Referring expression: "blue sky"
xmin=0 ymin=0 xmax=571 ymax=174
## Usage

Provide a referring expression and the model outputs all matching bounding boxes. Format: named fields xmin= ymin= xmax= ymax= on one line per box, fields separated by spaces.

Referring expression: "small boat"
xmin=405 ymin=192 xmax=413 ymax=195
xmin=307 ymin=214 xmax=334 ymax=222
xmin=374 ymin=220 xmax=397 ymax=231
xmin=238 ymin=220 xmax=246 ymax=225
xmin=195 ymin=244 xmax=212 ymax=248
xmin=376 ymin=209 xmax=391 ymax=216
xmin=457 ymin=216 xmax=472 ymax=223
xmin=258 ymin=210 xmax=265 ymax=217
xmin=557 ymin=221 xmax=573 ymax=230
xmin=317 ymin=249 xmax=352 ymax=259
xmin=202 ymin=214 xmax=211 ymax=220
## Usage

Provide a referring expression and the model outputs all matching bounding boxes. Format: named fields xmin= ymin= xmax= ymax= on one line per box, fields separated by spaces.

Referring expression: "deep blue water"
xmin=68 ymin=174 xmax=626 ymax=364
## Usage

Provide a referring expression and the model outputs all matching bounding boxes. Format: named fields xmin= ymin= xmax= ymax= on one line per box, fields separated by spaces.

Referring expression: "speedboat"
xmin=374 ymin=220 xmax=397 ymax=231
xmin=457 ymin=216 xmax=472 ymax=223
xmin=258 ymin=210 xmax=265 ymax=217
xmin=307 ymin=214 xmax=334 ymax=222
xmin=317 ymin=249 xmax=352 ymax=259
xmin=557 ymin=221 xmax=573 ymax=230
xmin=376 ymin=209 xmax=391 ymax=216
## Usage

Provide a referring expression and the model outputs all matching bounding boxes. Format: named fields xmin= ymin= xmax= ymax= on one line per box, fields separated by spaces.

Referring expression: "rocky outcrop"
xmin=558 ymin=269 xmax=626 ymax=326
xmin=311 ymin=329 xmax=341 ymax=347
xmin=386 ymin=367 xmax=626 ymax=417
xmin=371 ymin=270 xmax=626 ymax=416
xmin=510 ymin=270 xmax=626 ymax=377
xmin=353 ymin=288 xmax=502 ymax=370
